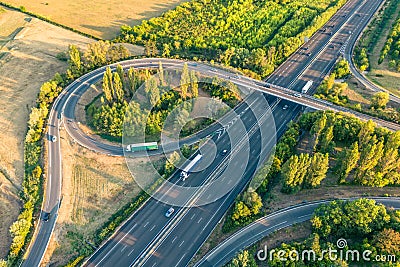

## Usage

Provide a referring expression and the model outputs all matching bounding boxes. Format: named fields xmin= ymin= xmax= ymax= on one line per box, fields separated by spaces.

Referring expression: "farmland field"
xmin=0 ymin=7 xmax=92 ymax=258
xmin=2 ymin=0 xmax=189 ymax=39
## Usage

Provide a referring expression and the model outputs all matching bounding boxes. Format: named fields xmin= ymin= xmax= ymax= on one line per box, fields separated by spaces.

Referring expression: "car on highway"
xmin=306 ymin=52 xmax=312 ymax=56
xmin=165 ymin=207 xmax=175 ymax=218
xmin=51 ymin=135 xmax=57 ymax=142
xmin=283 ymin=104 xmax=288 ymax=110
xmin=294 ymin=93 xmax=302 ymax=98
xmin=220 ymin=149 xmax=228 ymax=156
xmin=329 ymin=44 xmax=335 ymax=49
xmin=42 ymin=212 xmax=50 ymax=222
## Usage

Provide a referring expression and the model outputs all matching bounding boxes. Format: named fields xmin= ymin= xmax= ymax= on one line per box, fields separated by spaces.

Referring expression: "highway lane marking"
xmin=92 ymin=223 xmax=138 ymax=266
xmin=128 ymin=248 xmax=135 ymax=256
xmin=178 ymin=240 xmax=185 ymax=247
xmin=298 ymin=214 xmax=312 ymax=219
xmin=150 ymin=225 xmax=156 ymax=232
xmin=144 ymin=221 xmax=149 ymax=228
xmin=190 ymin=213 xmax=196 ymax=220
xmin=121 ymin=245 xmax=127 ymax=252
xmin=197 ymin=217 xmax=203 ymax=223
xmin=172 ymin=236 xmax=178 ymax=243
xmin=176 ymin=253 xmax=187 ymax=267
xmin=151 ymin=262 xmax=157 ymax=267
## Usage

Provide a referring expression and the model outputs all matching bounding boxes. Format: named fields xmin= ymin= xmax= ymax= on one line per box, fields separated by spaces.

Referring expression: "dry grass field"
xmin=3 ymin=0 xmax=189 ymax=39
xmin=42 ymin=127 xmax=154 ymax=266
xmin=0 ymin=6 xmax=92 ymax=258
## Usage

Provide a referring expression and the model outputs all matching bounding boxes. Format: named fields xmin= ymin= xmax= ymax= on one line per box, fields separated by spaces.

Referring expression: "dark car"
xmin=42 ymin=212 xmax=50 ymax=222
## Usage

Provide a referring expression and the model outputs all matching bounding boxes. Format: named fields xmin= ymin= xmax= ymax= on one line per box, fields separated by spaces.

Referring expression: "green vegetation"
xmin=282 ymin=152 xmax=329 ymax=193
xmin=226 ymin=199 xmax=399 ymax=266
xmin=226 ymin=249 xmax=257 ymax=267
xmin=119 ymin=0 xmax=347 ymax=77
xmin=379 ymin=14 xmax=400 ymax=71
xmin=87 ymin=62 xmax=240 ymax=141
xmin=332 ymin=58 xmax=351 ymax=79
xmin=301 ymin=112 xmax=400 ymax=188
xmin=354 ymin=0 xmax=400 ymax=72
xmin=314 ymin=61 xmax=400 ymax=124
xmin=269 ymin=199 xmax=398 ymax=266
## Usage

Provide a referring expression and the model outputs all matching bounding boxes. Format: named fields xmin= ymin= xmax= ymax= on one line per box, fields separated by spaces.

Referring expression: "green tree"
xmin=227 ymin=250 xmax=256 ymax=267
xmin=180 ymin=63 xmax=190 ymax=98
xmin=67 ymin=44 xmax=82 ymax=77
xmin=113 ymin=72 xmax=124 ymax=102
xmin=158 ymin=61 xmax=164 ymax=86
xmin=377 ymin=131 xmax=400 ymax=176
xmin=373 ymin=228 xmax=400 ymax=257
xmin=312 ymin=199 xmax=390 ymax=238
xmin=162 ymin=43 xmax=171 ymax=57
xmin=327 ymin=73 xmax=335 ymax=90
xmin=149 ymin=84 xmax=160 ymax=107
xmin=336 ymin=142 xmax=360 ymax=183
xmin=127 ymin=67 xmax=136 ymax=96
xmin=282 ymin=153 xmax=310 ymax=193
xmin=355 ymin=137 xmax=385 ymax=184
xmin=116 ymin=64 xmax=125 ymax=92
xmin=189 ymin=70 xmax=199 ymax=98
xmin=358 ymin=120 xmax=375 ymax=149
xmin=333 ymin=59 xmax=351 ymax=78
xmin=304 ymin=153 xmax=329 ymax=188
xmin=319 ymin=125 xmax=334 ymax=153
xmin=243 ymin=191 xmax=262 ymax=215
xmin=311 ymin=113 xmax=327 ymax=151
xmin=165 ymin=151 xmax=181 ymax=176
xmin=232 ymin=201 xmax=251 ymax=222
xmin=102 ymin=67 xmax=113 ymax=102
xmin=371 ymin=92 xmax=390 ymax=109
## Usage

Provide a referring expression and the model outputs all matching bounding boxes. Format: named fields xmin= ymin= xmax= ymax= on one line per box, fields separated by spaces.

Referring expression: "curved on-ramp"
xmin=195 ymin=197 xmax=400 ymax=267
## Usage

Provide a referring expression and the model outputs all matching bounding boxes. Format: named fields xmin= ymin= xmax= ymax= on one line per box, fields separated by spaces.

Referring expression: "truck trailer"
xmin=301 ymin=80 xmax=313 ymax=94
xmin=125 ymin=142 xmax=158 ymax=152
xmin=180 ymin=154 xmax=203 ymax=181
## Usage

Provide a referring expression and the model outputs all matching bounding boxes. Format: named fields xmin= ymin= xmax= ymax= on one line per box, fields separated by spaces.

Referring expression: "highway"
xmin=195 ymin=197 xmax=400 ymax=267
xmin=21 ymin=0 xmax=397 ymax=265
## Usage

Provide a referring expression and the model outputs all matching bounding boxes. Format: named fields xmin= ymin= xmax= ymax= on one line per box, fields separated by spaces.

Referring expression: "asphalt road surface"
xmin=22 ymin=0 xmax=396 ymax=265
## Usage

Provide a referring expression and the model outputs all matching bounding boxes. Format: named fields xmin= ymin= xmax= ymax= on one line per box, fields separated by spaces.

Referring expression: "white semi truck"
xmin=180 ymin=154 xmax=203 ymax=181
xmin=301 ymin=80 xmax=313 ymax=94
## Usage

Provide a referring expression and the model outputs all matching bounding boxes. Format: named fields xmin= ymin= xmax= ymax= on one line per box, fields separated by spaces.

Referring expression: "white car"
xmin=283 ymin=105 xmax=288 ymax=110
xmin=51 ymin=136 xmax=57 ymax=142
xmin=165 ymin=207 xmax=175 ymax=218
xmin=294 ymin=93 xmax=302 ymax=98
